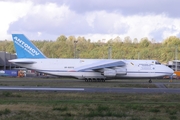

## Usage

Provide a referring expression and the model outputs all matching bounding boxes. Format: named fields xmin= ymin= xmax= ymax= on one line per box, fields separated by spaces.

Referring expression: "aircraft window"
xmin=155 ymin=61 xmax=161 ymax=64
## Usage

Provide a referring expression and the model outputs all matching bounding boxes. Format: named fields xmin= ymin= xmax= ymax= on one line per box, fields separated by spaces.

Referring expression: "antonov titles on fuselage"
xmin=9 ymin=34 xmax=174 ymax=83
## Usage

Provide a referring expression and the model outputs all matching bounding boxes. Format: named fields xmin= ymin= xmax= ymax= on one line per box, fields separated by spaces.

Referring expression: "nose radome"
xmin=167 ymin=66 xmax=174 ymax=74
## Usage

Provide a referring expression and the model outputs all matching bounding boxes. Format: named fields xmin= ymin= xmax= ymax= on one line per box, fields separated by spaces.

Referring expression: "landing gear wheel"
xmin=149 ymin=79 xmax=152 ymax=83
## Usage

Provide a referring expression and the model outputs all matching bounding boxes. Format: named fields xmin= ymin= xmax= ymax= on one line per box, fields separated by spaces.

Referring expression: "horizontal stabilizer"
xmin=9 ymin=59 xmax=36 ymax=64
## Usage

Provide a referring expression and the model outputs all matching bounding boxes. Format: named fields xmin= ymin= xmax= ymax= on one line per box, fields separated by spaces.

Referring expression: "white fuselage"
xmin=9 ymin=59 xmax=174 ymax=80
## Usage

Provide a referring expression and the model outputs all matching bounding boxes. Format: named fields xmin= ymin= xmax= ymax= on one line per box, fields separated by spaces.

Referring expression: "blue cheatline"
xmin=12 ymin=34 xmax=46 ymax=59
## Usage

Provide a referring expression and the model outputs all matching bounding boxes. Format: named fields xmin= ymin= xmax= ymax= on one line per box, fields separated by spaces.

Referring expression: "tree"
xmin=67 ymin=36 xmax=76 ymax=42
xmin=133 ymin=38 xmax=138 ymax=44
xmin=113 ymin=36 xmax=122 ymax=43
xmin=139 ymin=37 xmax=151 ymax=47
xmin=163 ymin=36 xmax=180 ymax=46
xmin=56 ymin=35 xmax=67 ymax=42
xmin=124 ymin=36 xmax=132 ymax=43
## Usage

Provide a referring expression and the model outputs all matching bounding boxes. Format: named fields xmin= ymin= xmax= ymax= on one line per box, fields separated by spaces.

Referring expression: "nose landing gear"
xmin=149 ymin=79 xmax=152 ymax=83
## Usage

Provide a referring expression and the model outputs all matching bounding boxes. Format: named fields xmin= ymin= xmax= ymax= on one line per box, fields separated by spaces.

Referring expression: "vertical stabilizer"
xmin=12 ymin=34 xmax=46 ymax=58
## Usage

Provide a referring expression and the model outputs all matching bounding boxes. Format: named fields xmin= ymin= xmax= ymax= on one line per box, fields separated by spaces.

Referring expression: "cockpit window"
xmin=155 ymin=61 xmax=161 ymax=64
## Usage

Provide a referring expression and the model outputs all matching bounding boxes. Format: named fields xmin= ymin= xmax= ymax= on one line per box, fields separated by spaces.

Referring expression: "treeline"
xmin=1 ymin=35 xmax=180 ymax=63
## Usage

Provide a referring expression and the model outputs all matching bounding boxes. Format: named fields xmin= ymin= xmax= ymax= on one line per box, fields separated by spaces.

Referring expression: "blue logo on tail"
xmin=12 ymin=34 xmax=46 ymax=58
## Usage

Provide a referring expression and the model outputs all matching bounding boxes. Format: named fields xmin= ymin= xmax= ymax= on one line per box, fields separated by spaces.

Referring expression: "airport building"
xmin=0 ymin=51 xmax=43 ymax=77
xmin=0 ymin=51 xmax=17 ymax=70
xmin=167 ymin=60 xmax=180 ymax=71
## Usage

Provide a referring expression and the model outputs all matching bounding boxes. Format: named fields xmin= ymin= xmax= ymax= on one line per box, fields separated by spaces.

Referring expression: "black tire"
xmin=149 ymin=79 xmax=152 ymax=83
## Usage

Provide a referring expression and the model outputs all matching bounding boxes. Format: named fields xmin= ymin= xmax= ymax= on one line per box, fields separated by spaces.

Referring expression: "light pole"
xmin=175 ymin=45 xmax=178 ymax=71
xmin=138 ymin=52 xmax=140 ymax=59
xmin=77 ymin=49 xmax=80 ymax=58
xmin=74 ymin=40 xmax=78 ymax=58
xmin=108 ymin=46 xmax=112 ymax=59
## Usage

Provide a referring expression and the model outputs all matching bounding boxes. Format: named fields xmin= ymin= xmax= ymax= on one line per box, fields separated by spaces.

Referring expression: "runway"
xmin=0 ymin=86 xmax=180 ymax=93
xmin=0 ymin=87 xmax=84 ymax=91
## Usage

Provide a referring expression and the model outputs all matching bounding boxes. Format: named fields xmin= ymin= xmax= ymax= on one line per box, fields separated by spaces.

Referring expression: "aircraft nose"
xmin=168 ymin=67 xmax=174 ymax=75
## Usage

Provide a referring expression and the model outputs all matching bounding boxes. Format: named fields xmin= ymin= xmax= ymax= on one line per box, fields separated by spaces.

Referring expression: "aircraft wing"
xmin=75 ymin=60 xmax=125 ymax=72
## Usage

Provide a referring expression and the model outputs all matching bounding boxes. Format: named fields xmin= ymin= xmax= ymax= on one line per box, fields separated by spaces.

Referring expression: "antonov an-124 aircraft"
xmin=9 ymin=34 xmax=174 ymax=82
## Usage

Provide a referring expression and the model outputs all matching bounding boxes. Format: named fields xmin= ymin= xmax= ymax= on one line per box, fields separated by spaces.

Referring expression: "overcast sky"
xmin=0 ymin=0 xmax=180 ymax=42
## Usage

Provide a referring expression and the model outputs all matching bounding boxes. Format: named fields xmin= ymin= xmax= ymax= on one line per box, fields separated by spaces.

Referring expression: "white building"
xmin=167 ymin=60 xmax=180 ymax=71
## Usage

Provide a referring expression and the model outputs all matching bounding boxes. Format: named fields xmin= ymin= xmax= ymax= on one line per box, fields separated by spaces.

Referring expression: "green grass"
xmin=0 ymin=77 xmax=179 ymax=119
xmin=165 ymin=84 xmax=180 ymax=88
xmin=0 ymin=92 xmax=180 ymax=119
xmin=0 ymin=108 xmax=11 ymax=116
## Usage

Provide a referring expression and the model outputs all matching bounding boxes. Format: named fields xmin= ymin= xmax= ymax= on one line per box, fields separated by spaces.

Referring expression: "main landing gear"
xmin=149 ymin=79 xmax=152 ymax=83
xmin=85 ymin=78 xmax=106 ymax=82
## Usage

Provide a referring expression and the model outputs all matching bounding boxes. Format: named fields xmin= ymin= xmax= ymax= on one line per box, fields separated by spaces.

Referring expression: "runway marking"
xmin=0 ymin=87 xmax=84 ymax=91
xmin=1 ymin=87 xmax=180 ymax=93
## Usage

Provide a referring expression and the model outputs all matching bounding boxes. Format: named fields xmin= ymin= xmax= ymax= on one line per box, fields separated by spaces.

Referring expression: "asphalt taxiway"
xmin=0 ymin=77 xmax=180 ymax=93
xmin=0 ymin=86 xmax=180 ymax=93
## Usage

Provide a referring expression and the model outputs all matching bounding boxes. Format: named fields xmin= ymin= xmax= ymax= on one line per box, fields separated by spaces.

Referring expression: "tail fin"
xmin=12 ymin=34 xmax=46 ymax=58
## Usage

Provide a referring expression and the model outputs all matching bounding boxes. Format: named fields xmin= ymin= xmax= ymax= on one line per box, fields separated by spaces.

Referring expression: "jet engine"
xmin=115 ymin=67 xmax=127 ymax=75
xmin=102 ymin=67 xmax=127 ymax=77
xmin=103 ymin=69 xmax=116 ymax=77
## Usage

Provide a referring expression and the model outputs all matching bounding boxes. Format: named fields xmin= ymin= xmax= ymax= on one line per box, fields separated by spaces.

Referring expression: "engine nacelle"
xmin=103 ymin=69 xmax=116 ymax=77
xmin=115 ymin=67 xmax=127 ymax=75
